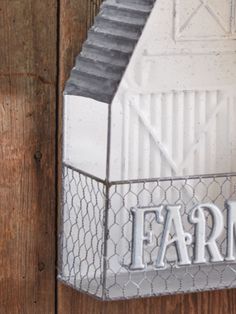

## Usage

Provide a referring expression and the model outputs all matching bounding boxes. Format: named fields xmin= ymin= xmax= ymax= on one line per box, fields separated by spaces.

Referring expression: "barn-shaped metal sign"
xmin=58 ymin=0 xmax=236 ymax=300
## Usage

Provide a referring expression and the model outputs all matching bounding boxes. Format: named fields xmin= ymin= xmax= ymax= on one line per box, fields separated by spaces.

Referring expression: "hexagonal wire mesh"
xmin=58 ymin=164 xmax=236 ymax=300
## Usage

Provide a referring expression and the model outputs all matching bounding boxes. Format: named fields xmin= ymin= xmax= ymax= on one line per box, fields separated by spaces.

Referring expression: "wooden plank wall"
xmin=0 ymin=0 xmax=57 ymax=313
xmin=1 ymin=0 xmax=236 ymax=313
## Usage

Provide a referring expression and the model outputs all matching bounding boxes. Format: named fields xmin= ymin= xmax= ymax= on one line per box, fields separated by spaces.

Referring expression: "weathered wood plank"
xmin=0 ymin=0 xmax=57 ymax=313
xmin=58 ymin=1 xmax=236 ymax=313
xmin=58 ymin=280 xmax=236 ymax=313
xmin=58 ymin=283 xmax=236 ymax=314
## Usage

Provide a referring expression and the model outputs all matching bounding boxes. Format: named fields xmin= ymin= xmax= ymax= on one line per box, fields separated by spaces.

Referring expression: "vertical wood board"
xmin=0 ymin=0 xmax=57 ymax=313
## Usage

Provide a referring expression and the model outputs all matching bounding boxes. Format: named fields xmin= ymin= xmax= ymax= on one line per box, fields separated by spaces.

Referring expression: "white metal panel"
xmin=110 ymin=0 xmax=236 ymax=181
xmin=64 ymin=95 xmax=109 ymax=179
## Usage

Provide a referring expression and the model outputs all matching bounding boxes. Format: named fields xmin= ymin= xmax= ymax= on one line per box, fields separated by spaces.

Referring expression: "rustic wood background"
xmin=1 ymin=0 xmax=236 ymax=313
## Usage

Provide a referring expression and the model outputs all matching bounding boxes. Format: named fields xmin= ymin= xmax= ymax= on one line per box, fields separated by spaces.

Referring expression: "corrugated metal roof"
xmin=64 ymin=0 xmax=156 ymax=103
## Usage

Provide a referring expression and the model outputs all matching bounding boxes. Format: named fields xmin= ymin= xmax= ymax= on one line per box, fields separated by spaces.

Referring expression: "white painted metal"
xmin=63 ymin=95 xmax=109 ymax=179
xmin=61 ymin=0 xmax=236 ymax=299
xmin=130 ymin=202 xmax=236 ymax=271
xmin=110 ymin=0 xmax=236 ymax=181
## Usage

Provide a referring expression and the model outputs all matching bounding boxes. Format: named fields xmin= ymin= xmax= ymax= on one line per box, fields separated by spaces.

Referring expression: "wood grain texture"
xmin=57 ymin=1 xmax=236 ymax=313
xmin=0 ymin=0 xmax=57 ymax=313
xmin=58 ymin=284 xmax=236 ymax=314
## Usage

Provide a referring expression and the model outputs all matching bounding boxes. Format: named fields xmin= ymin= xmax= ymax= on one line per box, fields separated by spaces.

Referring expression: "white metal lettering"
xmin=226 ymin=201 xmax=236 ymax=261
xmin=130 ymin=206 xmax=164 ymax=270
xmin=190 ymin=204 xmax=224 ymax=263
xmin=129 ymin=202 xmax=236 ymax=271
xmin=156 ymin=205 xmax=192 ymax=269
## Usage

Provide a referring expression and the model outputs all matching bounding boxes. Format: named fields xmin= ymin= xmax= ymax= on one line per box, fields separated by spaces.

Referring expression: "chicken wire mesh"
xmin=58 ymin=164 xmax=236 ymax=300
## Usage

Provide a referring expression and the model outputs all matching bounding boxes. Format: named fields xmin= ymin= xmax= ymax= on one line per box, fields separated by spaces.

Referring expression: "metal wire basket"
xmin=58 ymin=165 xmax=236 ymax=300
xmin=58 ymin=0 xmax=236 ymax=300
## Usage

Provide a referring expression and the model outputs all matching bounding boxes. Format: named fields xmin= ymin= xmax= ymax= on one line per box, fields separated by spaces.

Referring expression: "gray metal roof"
xmin=64 ymin=0 xmax=156 ymax=103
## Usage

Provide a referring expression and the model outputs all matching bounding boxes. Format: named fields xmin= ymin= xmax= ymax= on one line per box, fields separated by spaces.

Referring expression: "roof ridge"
xmin=64 ymin=0 xmax=156 ymax=104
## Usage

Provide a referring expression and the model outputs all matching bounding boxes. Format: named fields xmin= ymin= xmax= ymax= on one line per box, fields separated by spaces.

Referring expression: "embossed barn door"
xmin=109 ymin=0 xmax=236 ymax=182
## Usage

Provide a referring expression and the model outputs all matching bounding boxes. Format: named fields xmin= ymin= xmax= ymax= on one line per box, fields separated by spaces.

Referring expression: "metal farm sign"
xmin=60 ymin=0 xmax=236 ymax=300
xmin=130 ymin=202 xmax=236 ymax=270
